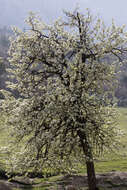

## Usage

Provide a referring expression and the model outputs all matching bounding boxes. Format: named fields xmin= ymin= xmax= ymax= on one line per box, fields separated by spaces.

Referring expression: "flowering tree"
xmin=3 ymin=10 xmax=127 ymax=190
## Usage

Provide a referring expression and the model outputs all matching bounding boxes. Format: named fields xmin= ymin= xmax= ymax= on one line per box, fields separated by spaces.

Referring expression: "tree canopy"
xmin=2 ymin=10 xmax=127 ymax=190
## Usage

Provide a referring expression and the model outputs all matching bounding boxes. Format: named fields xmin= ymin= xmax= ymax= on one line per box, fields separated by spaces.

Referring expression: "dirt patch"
xmin=56 ymin=172 xmax=127 ymax=189
xmin=1 ymin=172 xmax=127 ymax=189
xmin=0 ymin=182 xmax=12 ymax=190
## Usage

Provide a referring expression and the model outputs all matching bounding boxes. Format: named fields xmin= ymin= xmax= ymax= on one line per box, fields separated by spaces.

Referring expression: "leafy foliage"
xmin=2 ymin=10 xmax=127 ymax=176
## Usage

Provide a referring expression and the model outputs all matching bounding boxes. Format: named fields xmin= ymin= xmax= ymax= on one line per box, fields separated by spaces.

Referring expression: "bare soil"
xmin=59 ymin=172 xmax=127 ymax=189
xmin=1 ymin=172 xmax=127 ymax=190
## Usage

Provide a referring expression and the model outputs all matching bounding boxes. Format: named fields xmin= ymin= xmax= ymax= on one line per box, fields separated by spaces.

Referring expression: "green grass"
xmin=101 ymin=107 xmax=127 ymax=172
xmin=117 ymin=107 xmax=127 ymax=129
xmin=75 ymin=107 xmax=127 ymax=174
xmin=95 ymin=159 xmax=127 ymax=173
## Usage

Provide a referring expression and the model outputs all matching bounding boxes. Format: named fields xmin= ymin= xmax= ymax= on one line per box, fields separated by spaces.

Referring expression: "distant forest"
xmin=0 ymin=26 xmax=127 ymax=107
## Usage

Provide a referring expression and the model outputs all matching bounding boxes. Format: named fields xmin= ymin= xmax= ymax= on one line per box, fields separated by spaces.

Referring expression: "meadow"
xmin=95 ymin=107 xmax=127 ymax=173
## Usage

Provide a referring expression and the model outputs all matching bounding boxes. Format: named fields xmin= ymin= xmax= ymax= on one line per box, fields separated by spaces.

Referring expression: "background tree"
xmin=115 ymin=62 xmax=127 ymax=106
xmin=0 ymin=26 xmax=13 ymax=99
xmin=3 ymin=10 xmax=127 ymax=190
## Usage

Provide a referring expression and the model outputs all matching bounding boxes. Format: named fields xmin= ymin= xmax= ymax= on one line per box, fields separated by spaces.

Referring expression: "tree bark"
xmin=86 ymin=160 xmax=98 ymax=190
xmin=77 ymin=130 xmax=99 ymax=190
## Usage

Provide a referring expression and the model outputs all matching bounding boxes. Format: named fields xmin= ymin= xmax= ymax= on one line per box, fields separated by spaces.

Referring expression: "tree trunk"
xmin=77 ymin=130 xmax=99 ymax=190
xmin=86 ymin=160 xmax=98 ymax=190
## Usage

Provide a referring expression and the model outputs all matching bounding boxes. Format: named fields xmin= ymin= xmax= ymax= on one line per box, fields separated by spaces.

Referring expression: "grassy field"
xmin=77 ymin=107 xmax=127 ymax=174
xmin=99 ymin=107 xmax=127 ymax=172
xmin=0 ymin=107 xmax=127 ymax=175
